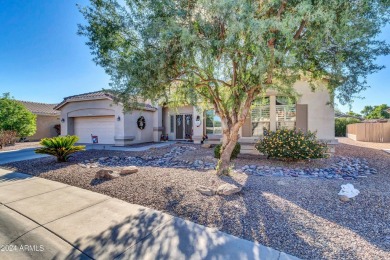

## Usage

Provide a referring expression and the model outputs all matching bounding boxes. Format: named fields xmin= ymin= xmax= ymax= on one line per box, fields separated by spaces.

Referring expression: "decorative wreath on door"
xmin=137 ymin=116 xmax=146 ymax=130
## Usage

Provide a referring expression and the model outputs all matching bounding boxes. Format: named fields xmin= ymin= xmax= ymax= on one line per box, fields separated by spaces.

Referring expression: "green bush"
xmin=214 ymin=143 xmax=241 ymax=160
xmin=255 ymin=128 xmax=328 ymax=161
xmin=35 ymin=135 xmax=85 ymax=162
xmin=335 ymin=118 xmax=361 ymax=137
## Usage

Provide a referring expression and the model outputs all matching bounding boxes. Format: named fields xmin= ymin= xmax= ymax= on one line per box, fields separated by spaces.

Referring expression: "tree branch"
xmin=293 ymin=20 xmax=306 ymax=40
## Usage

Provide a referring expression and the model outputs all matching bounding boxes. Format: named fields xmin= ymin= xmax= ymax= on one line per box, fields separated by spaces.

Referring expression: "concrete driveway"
xmin=0 ymin=168 xmax=299 ymax=260
xmin=0 ymin=148 xmax=47 ymax=164
xmin=0 ymin=142 xmax=174 ymax=165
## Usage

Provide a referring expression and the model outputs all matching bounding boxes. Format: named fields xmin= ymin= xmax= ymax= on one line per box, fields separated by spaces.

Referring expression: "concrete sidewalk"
xmin=83 ymin=141 xmax=175 ymax=152
xmin=0 ymin=168 xmax=300 ymax=260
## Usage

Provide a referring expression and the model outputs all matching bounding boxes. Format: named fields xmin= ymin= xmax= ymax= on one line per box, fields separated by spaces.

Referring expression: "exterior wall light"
xmin=61 ymin=118 xmax=65 ymax=123
xmin=195 ymin=115 xmax=201 ymax=127
xmin=117 ymin=116 xmax=121 ymax=121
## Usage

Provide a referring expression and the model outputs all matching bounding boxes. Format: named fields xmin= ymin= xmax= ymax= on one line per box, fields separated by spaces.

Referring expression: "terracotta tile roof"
xmin=54 ymin=90 xmax=157 ymax=111
xmin=18 ymin=101 xmax=60 ymax=116
xmin=54 ymin=91 xmax=114 ymax=110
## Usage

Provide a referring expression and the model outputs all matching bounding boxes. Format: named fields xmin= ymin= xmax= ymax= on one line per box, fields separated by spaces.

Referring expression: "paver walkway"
xmin=0 ymin=168 xmax=300 ymax=260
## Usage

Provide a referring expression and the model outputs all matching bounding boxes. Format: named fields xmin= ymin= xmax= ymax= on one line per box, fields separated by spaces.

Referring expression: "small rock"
xmin=217 ymin=183 xmax=242 ymax=196
xmin=339 ymin=195 xmax=351 ymax=202
xmin=201 ymin=143 xmax=211 ymax=148
xmin=95 ymin=169 xmax=119 ymax=180
xmin=120 ymin=166 xmax=139 ymax=175
xmin=196 ymin=186 xmax=215 ymax=196
xmin=78 ymin=163 xmax=87 ymax=168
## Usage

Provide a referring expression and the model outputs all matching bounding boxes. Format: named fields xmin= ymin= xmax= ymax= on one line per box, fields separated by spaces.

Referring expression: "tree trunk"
xmin=216 ymin=124 xmax=240 ymax=175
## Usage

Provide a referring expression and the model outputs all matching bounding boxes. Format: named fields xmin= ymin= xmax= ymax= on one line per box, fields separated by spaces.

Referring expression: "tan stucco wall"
xmin=28 ymin=115 xmax=60 ymax=141
xmin=294 ymin=81 xmax=335 ymax=141
xmin=123 ymin=110 xmax=155 ymax=144
xmin=166 ymin=80 xmax=335 ymax=144
xmin=163 ymin=106 xmax=194 ymax=141
xmin=59 ymin=99 xmax=157 ymax=146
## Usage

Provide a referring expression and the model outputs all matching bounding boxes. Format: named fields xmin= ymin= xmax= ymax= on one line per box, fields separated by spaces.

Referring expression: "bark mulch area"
xmin=2 ymin=142 xmax=390 ymax=260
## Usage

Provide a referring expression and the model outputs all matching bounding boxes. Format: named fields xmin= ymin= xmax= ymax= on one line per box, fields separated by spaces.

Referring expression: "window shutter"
xmin=296 ymin=104 xmax=308 ymax=132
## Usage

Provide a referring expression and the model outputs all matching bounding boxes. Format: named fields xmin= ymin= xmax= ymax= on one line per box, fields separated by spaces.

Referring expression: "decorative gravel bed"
xmin=2 ymin=142 xmax=390 ymax=259
xmin=79 ymin=145 xmax=377 ymax=180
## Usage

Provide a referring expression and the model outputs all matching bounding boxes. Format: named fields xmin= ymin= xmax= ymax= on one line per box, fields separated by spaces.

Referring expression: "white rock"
xmin=196 ymin=186 xmax=215 ymax=196
xmin=120 ymin=166 xmax=139 ymax=175
xmin=95 ymin=169 xmax=119 ymax=180
xmin=338 ymin=183 xmax=360 ymax=199
xmin=217 ymin=183 xmax=242 ymax=196
xmin=78 ymin=163 xmax=87 ymax=168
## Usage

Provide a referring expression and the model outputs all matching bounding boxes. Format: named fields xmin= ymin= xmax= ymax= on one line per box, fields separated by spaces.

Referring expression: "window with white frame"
xmin=205 ymin=110 xmax=222 ymax=135
xmin=276 ymin=96 xmax=296 ymax=129
xmin=251 ymin=97 xmax=270 ymax=136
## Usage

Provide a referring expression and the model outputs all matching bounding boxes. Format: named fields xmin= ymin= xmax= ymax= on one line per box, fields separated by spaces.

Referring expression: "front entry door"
xmin=176 ymin=115 xmax=184 ymax=139
xmin=184 ymin=114 xmax=192 ymax=139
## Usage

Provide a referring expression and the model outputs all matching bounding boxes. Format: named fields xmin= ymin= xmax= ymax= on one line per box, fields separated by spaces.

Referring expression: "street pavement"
xmin=0 ymin=148 xmax=47 ymax=164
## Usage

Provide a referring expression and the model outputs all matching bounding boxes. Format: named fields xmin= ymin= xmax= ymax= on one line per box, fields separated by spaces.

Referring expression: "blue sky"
xmin=0 ymin=0 xmax=389 ymax=113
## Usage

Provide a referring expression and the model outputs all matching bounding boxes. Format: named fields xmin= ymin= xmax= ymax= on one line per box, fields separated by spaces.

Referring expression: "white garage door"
xmin=74 ymin=116 xmax=115 ymax=144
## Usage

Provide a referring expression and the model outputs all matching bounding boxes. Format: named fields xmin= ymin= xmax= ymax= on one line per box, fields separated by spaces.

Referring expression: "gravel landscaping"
xmin=2 ymin=141 xmax=390 ymax=259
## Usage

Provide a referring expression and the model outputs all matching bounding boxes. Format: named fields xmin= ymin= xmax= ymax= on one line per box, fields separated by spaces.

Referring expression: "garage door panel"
xmin=74 ymin=116 xmax=115 ymax=144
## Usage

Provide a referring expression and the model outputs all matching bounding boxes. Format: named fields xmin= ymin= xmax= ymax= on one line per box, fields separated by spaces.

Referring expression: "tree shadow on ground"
xmin=63 ymin=207 xmax=267 ymax=260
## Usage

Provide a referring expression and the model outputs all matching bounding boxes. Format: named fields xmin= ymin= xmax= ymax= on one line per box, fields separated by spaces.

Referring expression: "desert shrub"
xmin=0 ymin=130 xmax=18 ymax=149
xmin=335 ymin=118 xmax=361 ymax=137
xmin=255 ymin=128 xmax=328 ymax=161
xmin=35 ymin=135 xmax=85 ymax=162
xmin=214 ymin=143 xmax=241 ymax=160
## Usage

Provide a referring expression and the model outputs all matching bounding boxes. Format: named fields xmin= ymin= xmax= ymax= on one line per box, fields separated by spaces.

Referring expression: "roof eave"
xmin=54 ymin=96 xmax=113 ymax=110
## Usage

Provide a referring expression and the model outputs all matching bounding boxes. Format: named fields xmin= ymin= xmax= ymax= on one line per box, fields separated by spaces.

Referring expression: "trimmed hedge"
xmin=255 ymin=128 xmax=328 ymax=161
xmin=214 ymin=143 xmax=241 ymax=160
xmin=335 ymin=118 xmax=361 ymax=137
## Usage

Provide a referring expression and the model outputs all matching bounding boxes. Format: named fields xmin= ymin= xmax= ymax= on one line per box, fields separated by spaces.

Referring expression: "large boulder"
xmin=95 ymin=169 xmax=119 ymax=180
xmin=196 ymin=186 xmax=216 ymax=196
xmin=217 ymin=183 xmax=242 ymax=196
xmin=120 ymin=166 xmax=139 ymax=175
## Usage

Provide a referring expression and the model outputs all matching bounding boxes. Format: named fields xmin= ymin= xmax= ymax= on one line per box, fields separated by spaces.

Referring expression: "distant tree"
xmin=365 ymin=104 xmax=390 ymax=119
xmin=79 ymin=0 xmax=390 ymax=175
xmin=0 ymin=93 xmax=36 ymax=137
xmin=347 ymin=111 xmax=362 ymax=118
xmin=361 ymin=106 xmax=374 ymax=117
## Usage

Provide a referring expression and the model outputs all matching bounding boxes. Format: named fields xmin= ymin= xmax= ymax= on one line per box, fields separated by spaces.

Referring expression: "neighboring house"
xmin=18 ymin=101 xmax=60 ymax=141
xmin=56 ymin=80 xmax=336 ymax=153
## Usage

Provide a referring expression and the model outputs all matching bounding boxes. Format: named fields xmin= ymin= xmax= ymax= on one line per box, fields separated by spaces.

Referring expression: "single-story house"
xmin=18 ymin=101 xmax=60 ymax=141
xmin=55 ymin=80 xmax=336 ymax=153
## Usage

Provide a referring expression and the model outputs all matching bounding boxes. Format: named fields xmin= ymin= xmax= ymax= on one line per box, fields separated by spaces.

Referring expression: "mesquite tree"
xmin=79 ymin=0 xmax=389 ymax=175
